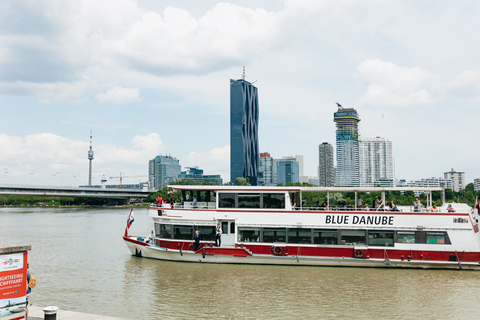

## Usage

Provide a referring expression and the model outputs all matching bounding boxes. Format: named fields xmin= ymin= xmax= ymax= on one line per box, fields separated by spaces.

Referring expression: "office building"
xmin=178 ymin=167 xmax=222 ymax=185
xmin=444 ymin=169 xmax=465 ymax=192
xmin=275 ymin=156 xmax=299 ymax=185
xmin=318 ymin=142 xmax=334 ymax=187
xmin=334 ymin=105 xmax=361 ymax=187
xmin=149 ymin=155 xmax=181 ymax=190
xmin=359 ymin=137 xmax=394 ymax=187
xmin=474 ymin=178 xmax=480 ymax=192
xmin=259 ymin=152 xmax=276 ymax=186
xmin=295 ymin=155 xmax=309 ymax=184
xmin=230 ymin=76 xmax=259 ymax=185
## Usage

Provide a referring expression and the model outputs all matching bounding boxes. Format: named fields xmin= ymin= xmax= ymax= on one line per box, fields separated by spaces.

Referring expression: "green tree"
xmin=235 ymin=177 xmax=250 ymax=186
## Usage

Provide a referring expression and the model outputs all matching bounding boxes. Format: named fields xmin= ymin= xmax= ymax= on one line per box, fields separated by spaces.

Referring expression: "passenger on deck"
xmin=364 ymin=204 xmax=370 ymax=211
xmin=192 ymin=196 xmax=197 ymax=208
xmin=156 ymin=195 xmax=162 ymax=207
xmin=447 ymin=204 xmax=455 ymax=212
xmin=194 ymin=230 xmax=201 ymax=251
xmin=356 ymin=195 xmax=363 ymax=209
xmin=215 ymin=223 xmax=222 ymax=247
xmin=389 ymin=200 xmax=399 ymax=211
xmin=347 ymin=203 xmax=353 ymax=211
xmin=377 ymin=204 xmax=386 ymax=212
xmin=414 ymin=199 xmax=420 ymax=212
xmin=431 ymin=204 xmax=438 ymax=213
xmin=374 ymin=197 xmax=382 ymax=209
xmin=339 ymin=201 xmax=346 ymax=210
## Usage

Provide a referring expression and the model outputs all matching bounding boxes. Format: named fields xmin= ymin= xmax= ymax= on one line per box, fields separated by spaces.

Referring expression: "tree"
xmin=235 ymin=177 xmax=250 ymax=186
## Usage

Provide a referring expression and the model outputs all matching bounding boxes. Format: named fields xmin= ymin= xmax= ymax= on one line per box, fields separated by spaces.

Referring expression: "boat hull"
xmin=123 ymin=236 xmax=480 ymax=270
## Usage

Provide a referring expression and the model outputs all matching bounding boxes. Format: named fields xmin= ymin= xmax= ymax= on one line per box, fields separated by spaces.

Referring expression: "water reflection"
xmin=2 ymin=208 xmax=480 ymax=319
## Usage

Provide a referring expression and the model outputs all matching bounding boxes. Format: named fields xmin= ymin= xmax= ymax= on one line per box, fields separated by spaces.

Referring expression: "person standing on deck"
xmin=194 ymin=230 xmax=202 ymax=251
xmin=192 ymin=196 xmax=197 ymax=208
xmin=215 ymin=223 xmax=222 ymax=247
xmin=356 ymin=195 xmax=363 ymax=209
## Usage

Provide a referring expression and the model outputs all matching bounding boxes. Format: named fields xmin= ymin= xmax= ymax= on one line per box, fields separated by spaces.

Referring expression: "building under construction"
xmin=333 ymin=105 xmax=360 ymax=187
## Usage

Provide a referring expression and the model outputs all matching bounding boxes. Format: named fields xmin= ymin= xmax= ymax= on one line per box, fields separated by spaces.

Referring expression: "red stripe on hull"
xmin=156 ymin=239 xmax=480 ymax=263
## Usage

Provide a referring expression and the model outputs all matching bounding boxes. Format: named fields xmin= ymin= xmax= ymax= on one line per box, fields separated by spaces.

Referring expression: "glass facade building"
xmin=334 ymin=107 xmax=360 ymax=187
xmin=149 ymin=155 xmax=181 ymax=190
xmin=275 ymin=157 xmax=299 ymax=185
xmin=230 ymin=79 xmax=259 ymax=185
xmin=258 ymin=152 xmax=276 ymax=186
xmin=318 ymin=142 xmax=334 ymax=187
xmin=178 ymin=167 xmax=223 ymax=185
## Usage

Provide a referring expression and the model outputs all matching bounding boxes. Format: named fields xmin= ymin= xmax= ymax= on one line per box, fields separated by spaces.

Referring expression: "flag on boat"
xmin=475 ymin=197 xmax=479 ymax=216
xmin=124 ymin=208 xmax=134 ymax=236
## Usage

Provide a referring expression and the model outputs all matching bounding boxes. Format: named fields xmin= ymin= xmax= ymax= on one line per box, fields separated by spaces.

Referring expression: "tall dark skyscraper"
xmin=230 ymin=75 xmax=259 ymax=186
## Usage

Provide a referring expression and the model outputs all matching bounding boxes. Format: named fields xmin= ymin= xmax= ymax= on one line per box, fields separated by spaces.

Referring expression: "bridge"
xmin=0 ymin=184 xmax=150 ymax=201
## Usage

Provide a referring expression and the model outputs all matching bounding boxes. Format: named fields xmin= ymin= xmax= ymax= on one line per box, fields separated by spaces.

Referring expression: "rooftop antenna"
xmin=88 ymin=130 xmax=94 ymax=186
xmin=242 ymin=66 xmax=245 ymax=80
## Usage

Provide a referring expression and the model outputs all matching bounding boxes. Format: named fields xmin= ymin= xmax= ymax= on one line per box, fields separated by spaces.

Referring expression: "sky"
xmin=1 ymin=0 xmax=480 ymax=187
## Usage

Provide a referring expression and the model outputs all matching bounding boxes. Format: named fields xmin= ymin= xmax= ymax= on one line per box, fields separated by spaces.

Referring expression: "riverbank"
xmin=28 ymin=305 xmax=129 ymax=320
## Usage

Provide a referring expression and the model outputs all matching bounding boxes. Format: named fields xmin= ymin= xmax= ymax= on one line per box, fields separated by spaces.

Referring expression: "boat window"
xmin=263 ymin=193 xmax=285 ymax=209
xmin=263 ymin=228 xmax=286 ymax=243
xmin=426 ymin=232 xmax=447 ymax=244
xmin=219 ymin=193 xmax=235 ymax=208
xmin=196 ymin=226 xmax=216 ymax=241
xmin=314 ymin=230 xmax=338 ymax=245
xmin=396 ymin=232 xmax=415 ymax=244
xmin=230 ymin=222 xmax=235 ymax=233
xmin=159 ymin=224 xmax=172 ymax=238
xmin=173 ymin=225 xmax=193 ymax=240
xmin=368 ymin=231 xmax=394 ymax=247
xmin=238 ymin=227 xmax=261 ymax=242
xmin=340 ymin=230 xmax=366 ymax=245
xmin=238 ymin=194 xmax=260 ymax=208
xmin=287 ymin=228 xmax=312 ymax=244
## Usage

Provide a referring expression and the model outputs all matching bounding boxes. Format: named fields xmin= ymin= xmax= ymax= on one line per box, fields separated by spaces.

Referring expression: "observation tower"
xmin=88 ymin=130 xmax=94 ymax=186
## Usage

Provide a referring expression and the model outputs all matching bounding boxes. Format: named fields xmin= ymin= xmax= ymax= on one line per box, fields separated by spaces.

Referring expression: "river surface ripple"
xmin=1 ymin=207 xmax=479 ymax=319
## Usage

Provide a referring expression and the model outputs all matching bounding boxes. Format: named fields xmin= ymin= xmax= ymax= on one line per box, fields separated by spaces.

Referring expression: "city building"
xmin=359 ymin=137 xmax=394 ymax=187
xmin=308 ymin=177 xmax=320 ymax=186
xmin=258 ymin=152 xmax=276 ymax=186
xmin=230 ymin=74 xmax=259 ymax=186
xmin=474 ymin=178 xmax=480 ymax=192
xmin=318 ymin=142 xmax=334 ymax=187
xmin=444 ymin=169 xmax=465 ymax=192
xmin=397 ymin=177 xmax=453 ymax=196
xmin=275 ymin=156 xmax=299 ymax=185
xmin=178 ymin=167 xmax=223 ymax=185
xmin=148 ymin=155 xmax=181 ymax=190
xmin=295 ymin=155 xmax=309 ymax=184
xmin=334 ymin=105 xmax=360 ymax=187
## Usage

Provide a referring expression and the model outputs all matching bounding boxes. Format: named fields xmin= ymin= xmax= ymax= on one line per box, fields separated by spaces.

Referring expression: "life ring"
xmin=271 ymin=246 xmax=284 ymax=256
xmin=354 ymin=249 xmax=363 ymax=258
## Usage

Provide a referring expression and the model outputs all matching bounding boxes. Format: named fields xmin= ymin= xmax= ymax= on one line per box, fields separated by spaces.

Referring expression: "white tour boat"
xmin=123 ymin=185 xmax=480 ymax=270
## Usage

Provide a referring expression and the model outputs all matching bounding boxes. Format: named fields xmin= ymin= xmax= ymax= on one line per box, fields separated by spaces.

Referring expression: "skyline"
xmin=1 ymin=1 xmax=480 ymax=186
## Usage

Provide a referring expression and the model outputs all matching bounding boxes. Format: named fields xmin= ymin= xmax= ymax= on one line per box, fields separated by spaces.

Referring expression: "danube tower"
xmin=230 ymin=67 xmax=259 ymax=186
xmin=88 ymin=130 xmax=94 ymax=186
xmin=333 ymin=104 xmax=360 ymax=187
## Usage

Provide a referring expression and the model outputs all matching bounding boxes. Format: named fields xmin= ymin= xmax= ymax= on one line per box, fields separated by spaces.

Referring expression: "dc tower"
xmin=88 ymin=130 xmax=94 ymax=186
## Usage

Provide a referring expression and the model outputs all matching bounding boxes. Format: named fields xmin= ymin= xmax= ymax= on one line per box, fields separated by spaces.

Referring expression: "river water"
xmin=1 ymin=207 xmax=479 ymax=319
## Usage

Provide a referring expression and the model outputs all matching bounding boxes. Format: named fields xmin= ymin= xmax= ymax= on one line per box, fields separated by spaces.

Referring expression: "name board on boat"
xmin=325 ymin=215 xmax=394 ymax=225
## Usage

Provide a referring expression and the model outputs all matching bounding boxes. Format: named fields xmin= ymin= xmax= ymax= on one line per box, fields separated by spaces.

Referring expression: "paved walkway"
xmin=28 ymin=305 xmax=128 ymax=320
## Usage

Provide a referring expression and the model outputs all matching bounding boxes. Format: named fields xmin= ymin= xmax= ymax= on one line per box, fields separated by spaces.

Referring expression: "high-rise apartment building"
xmin=359 ymin=137 xmax=394 ymax=187
xmin=318 ymin=142 xmax=334 ymax=187
xmin=474 ymin=178 xmax=480 ymax=192
xmin=275 ymin=156 xmax=299 ymax=185
xmin=334 ymin=106 xmax=360 ymax=187
xmin=444 ymin=169 xmax=465 ymax=192
xmin=230 ymin=77 xmax=259 ymax=185
xmin=148 ymin=155 xmax=181 ymax=190
xmin=258 ymin=152 xmax=276 ymax=186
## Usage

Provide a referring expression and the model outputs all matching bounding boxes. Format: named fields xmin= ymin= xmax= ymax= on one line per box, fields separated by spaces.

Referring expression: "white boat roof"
xmin=169 ymin=185 xmax=444 ymax=192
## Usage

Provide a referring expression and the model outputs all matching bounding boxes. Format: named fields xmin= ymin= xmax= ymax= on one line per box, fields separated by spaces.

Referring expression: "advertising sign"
xmin=0 ymin=252 xmax=27 ymax=319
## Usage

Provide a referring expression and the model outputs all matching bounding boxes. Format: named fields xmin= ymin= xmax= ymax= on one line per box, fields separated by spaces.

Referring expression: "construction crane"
xmin=108 ymin=173 xmax=150 ymax=188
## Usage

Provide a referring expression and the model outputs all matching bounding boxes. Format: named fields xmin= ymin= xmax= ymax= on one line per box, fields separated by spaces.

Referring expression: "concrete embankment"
xmin=28 ymin=305 xmax=129 ymax=320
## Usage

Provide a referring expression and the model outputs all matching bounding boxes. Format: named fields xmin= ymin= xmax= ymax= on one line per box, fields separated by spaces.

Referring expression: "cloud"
xmin=184 ymin=146 xmax=230 ymax=181
xmin=0 ymin=132 xmax=165 ymax=185
xmin=95 ymin=86 xmax=143 ymax=104
xmin=355 ymin=59 xmax=440 ymax=108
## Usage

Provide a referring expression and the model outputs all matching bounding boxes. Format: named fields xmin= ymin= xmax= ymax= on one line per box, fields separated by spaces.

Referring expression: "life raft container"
xmin=271 ymin=246 xmax=285 ymax=256
xmin=354 ymin=249 xmax=363 ymax=258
